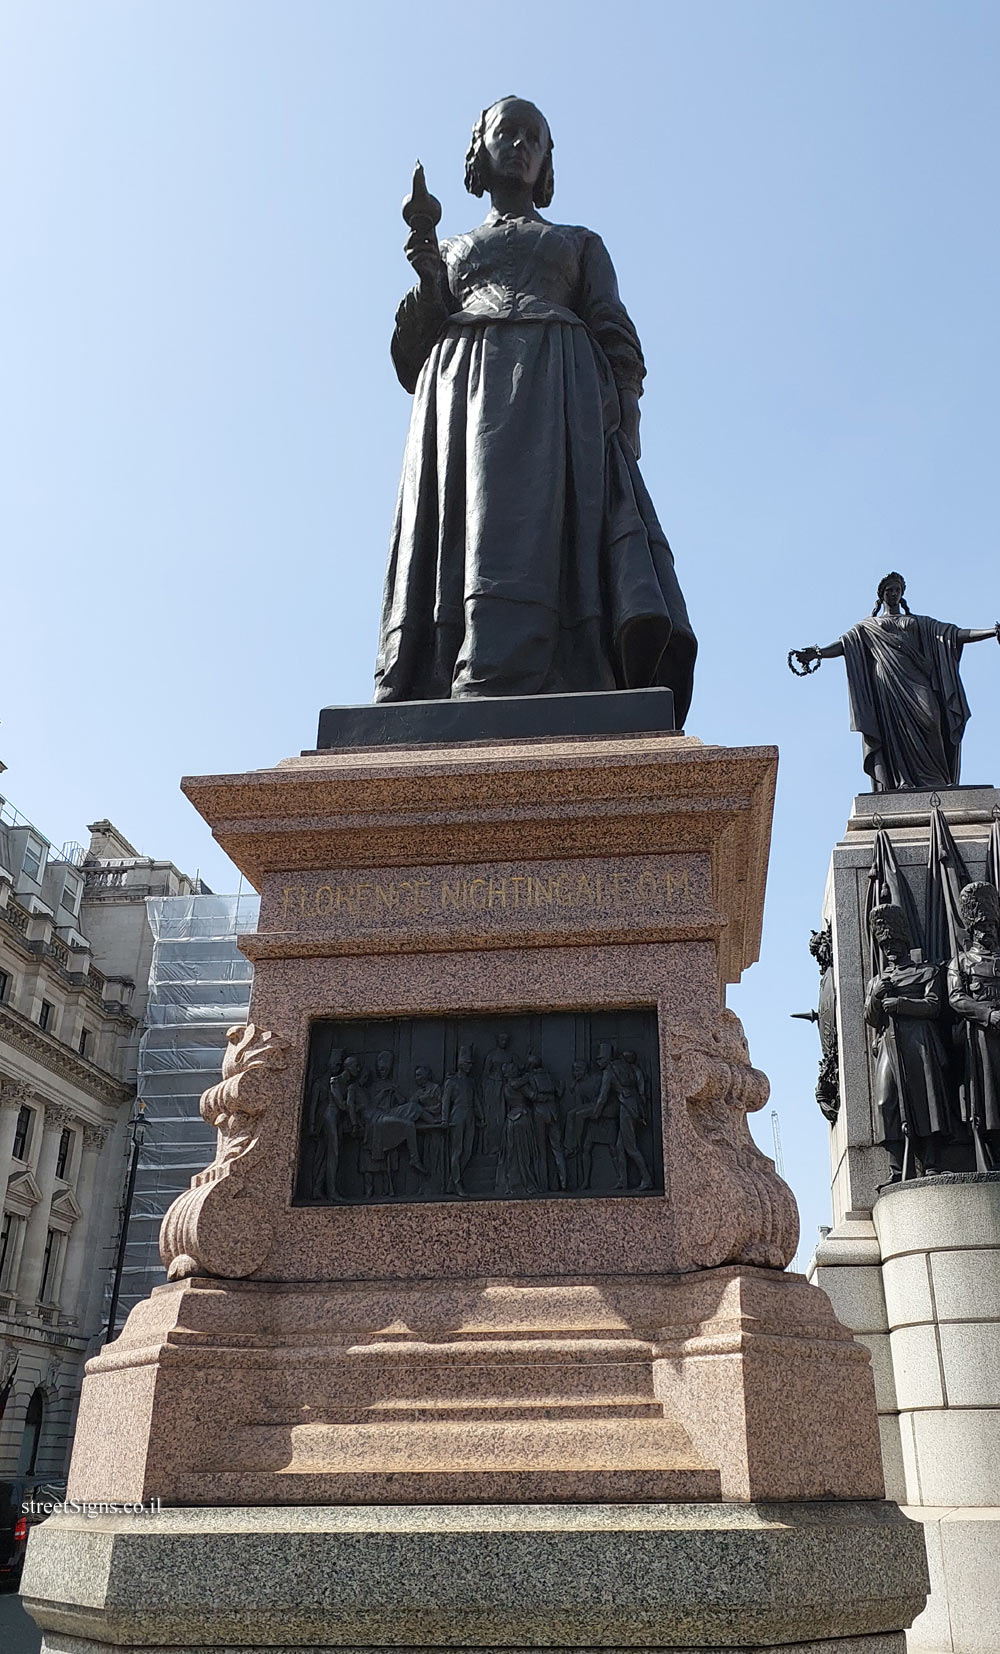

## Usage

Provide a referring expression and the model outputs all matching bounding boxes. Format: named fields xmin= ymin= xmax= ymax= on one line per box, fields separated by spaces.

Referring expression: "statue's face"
xmin=572 ymin=1061 xmax=586 ymax=1080
xmin=482 ymin=100 xmax=549 ymax=192
xmin=874 ymin=922 xmax=906 ymax=959
xmin=459 ymin=1057 xmax=472 ymax=1074
xmin=415 ymin=1065 xmax=430 ymax=1083
xmin=881 ymin=577 xmax=904 ymax=609
xmin=377 ymin=1053 xmax=392 ymax=1077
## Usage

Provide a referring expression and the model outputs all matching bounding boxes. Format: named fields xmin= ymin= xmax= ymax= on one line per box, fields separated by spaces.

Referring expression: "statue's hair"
xmin=465 ymin=96 xmax=554 ymax=208
xmin=869 ymin=903 xmax=912 ymax=948
xmin=872 ymin=571 xmax=911 ymax=617
xmin=959 ymin=881 xmax=1000 ymax=930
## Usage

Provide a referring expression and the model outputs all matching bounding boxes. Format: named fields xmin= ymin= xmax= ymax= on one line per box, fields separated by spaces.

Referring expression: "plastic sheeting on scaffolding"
xmin=115 ymin=894 xmax=259 ymax=1328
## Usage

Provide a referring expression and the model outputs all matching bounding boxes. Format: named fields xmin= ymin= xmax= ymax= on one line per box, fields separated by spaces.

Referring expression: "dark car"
xmin=0 ymin=1479 xmax=66 ymax=1589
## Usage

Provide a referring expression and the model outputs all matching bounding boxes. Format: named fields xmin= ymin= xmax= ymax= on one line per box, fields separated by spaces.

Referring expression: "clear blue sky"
xmin=2 ymin=1 xmax=998 ymax=1256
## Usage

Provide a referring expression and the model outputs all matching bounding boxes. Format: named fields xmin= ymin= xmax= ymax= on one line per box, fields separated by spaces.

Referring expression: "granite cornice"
xmin=184 ymin=743 xmax=776 ymax=866
xmin=185 ymin=740 xmax=775 ymax=985
xmin=0 ymin=1004 xmax=133 ymax=1110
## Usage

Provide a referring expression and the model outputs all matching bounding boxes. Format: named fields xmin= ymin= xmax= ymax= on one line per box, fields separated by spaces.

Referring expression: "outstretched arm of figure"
xmin=793 ymin=640 xmax=846 ymax=666
xmin=956 ymin=623 xmax=1000 ymax=645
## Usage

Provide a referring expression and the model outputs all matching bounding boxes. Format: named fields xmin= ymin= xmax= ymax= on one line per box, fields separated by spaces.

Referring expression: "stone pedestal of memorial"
xmin=24 ymin=711 xmax=926 ymax=1652
xmin=807 ymin=784 xmax=1000 ymax=1654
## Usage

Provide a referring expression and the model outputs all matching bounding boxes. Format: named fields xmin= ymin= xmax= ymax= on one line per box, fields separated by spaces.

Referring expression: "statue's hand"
xmin=795 ymin=646 xmax=820 ymax=666
xmin=405 ymin=231 xmax=446 ymax=294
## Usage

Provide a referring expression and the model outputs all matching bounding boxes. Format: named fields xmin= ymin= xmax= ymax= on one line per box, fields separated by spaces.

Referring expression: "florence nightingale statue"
xmin=373 ymin=97 xmax=697 ymax=719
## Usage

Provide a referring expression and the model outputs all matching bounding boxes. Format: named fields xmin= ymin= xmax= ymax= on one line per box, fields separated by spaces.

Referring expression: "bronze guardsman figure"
xmin=865 ymin=904 xmax=952 ymax=1181
xmin=790 ymin=572 xmax=999 ymax=791
xmin=948 ymin=882 xmax=1000 ymax=1170
xmin=376 ymin=97 xmax=696 ymax=711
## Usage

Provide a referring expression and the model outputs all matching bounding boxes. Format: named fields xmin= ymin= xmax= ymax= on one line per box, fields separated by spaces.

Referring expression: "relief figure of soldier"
xmin=865 ymin=904 xmax=952 ymax=1181
xmin=948 ymin=882 xmax=1000 ymax=1170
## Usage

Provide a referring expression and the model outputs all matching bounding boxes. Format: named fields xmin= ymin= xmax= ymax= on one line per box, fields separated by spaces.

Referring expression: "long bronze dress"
xmin=840 ymin=612 xmax=970 ymax=791
xmin=375 ymin=211 xmax=696 ymax=716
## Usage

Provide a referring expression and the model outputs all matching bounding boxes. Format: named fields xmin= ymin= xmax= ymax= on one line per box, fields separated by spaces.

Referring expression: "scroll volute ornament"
xmin=668 ymin=1009 xmax=799 ymax=1272
xmin=159 ymin=1023 xmax=290 ymax=1283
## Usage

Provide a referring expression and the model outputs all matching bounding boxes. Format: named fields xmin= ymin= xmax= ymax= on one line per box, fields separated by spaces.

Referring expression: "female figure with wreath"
xmin=790 ymin=572 xmax=999 ymax=791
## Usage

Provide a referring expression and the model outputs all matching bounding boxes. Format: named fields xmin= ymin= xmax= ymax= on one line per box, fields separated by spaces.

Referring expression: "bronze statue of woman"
xmin=791 ymin=572 xmax=999 ymax=791
xmin=374 ymin=97 xmax=696 ymax=716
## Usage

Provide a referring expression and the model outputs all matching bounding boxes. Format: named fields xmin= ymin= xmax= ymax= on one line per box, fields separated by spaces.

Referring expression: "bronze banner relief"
xmin=295 ymin=1010 xmax=662 ymax=1205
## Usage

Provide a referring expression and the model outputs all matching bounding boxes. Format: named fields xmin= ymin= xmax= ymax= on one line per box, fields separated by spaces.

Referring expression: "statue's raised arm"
xmin=789 ymin=571 xmax=999 ymax=792
xmin=375 ymin=96 xmax=696 ymax=717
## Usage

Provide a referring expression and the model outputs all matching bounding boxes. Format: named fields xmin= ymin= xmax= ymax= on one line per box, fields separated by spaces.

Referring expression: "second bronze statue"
xmin=374 ymin=96 xmax=697 ymax=718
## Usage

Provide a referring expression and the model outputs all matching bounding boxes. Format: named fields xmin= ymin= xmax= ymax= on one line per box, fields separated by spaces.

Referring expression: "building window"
xmin=60 ymin=876 xmax=81 ymax=918
xmin=78 ymin=1027 xmax=90 ymax=1058
xmin=55 ymin=1128 xmax=73 ymax=1180
xmin=18 ymin=1388 xmax=44 ymax=1475
xmin=12 ymin=1104 xmax=32 ymax=1161
xmin=0 ymin=967 xmax=10 ymax=1003
xmin=39 ymin=1228 xmax=57 ymax=1302
xmin=0 ymin=1211 xmax=22 ymax=1292
xmin=38 ymin=1000 xmax=53 ymax=1031
xmin=22 ymin=838 xmax=44 ymax=883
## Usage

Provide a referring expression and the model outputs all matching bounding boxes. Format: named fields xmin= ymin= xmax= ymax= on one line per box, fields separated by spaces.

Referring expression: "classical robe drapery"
xmin=375 ymin=213 xmax=696 ymax=719
xmin=840 ymin=613 xmax=969 ymax=791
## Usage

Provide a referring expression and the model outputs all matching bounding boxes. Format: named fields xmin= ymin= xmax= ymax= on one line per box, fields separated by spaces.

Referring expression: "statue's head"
xmin=959 ymin=881 xmax=1000 ymax=940
xmin=571 ymin=1059 xmax=587 ymax=1080
xmin=870 ymin=903 xmax=912 ymax=957
xmin=465 ymin=97 xmax=554 ymax=208
xmin=809 ymin=926 xmax=833 ymax=971
xmin=376 ymin=1050 xmax=393 ymax=1078
xmin=457 ymin=1044 xmax=474 ymax=1074
xmin=872 ymin=572 xmax=910 ymax=616
xmin=596 ymin=1040 xmax=614 ymax=1069
xmin=414 ymin=1064 xmax=432 ymax=1084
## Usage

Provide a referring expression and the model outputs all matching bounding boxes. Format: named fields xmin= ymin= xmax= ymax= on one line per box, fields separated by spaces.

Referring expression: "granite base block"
xmin=35 ymin=1635 xmax=912 ymax=1654
xmin=22 ymin=1502 xmax=928 ymax=1652
xmin=63 ymin=1267 xmax=885 ymax=1508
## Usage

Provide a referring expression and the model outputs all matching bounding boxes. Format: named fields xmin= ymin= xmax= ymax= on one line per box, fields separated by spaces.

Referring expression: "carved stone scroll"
xmin=667 ymin=1009 xmax=799 ymax=1271
xmin=159 ymin=1024 xmax=289 ymax=1281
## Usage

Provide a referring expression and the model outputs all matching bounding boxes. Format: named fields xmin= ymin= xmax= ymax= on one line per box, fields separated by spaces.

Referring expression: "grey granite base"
xmin=21 ymin=1501 xmax=928 ymax=1652
xmin=35 ymin=1636 xmax=911 ymax=1654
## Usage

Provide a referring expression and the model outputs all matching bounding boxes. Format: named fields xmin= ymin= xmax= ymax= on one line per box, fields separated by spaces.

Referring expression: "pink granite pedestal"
xmin=25 ymin=729 xmax=927 ymax=1652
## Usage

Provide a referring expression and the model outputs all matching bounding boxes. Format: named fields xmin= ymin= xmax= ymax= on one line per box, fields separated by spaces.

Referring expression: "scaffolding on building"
xmin=110 ymin=893 xmax=259 ymax=1332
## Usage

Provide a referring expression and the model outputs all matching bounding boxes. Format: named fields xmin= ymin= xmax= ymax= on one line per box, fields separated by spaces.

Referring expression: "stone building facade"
xmin=0 ymin=794 xmax=197 ymax=1481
